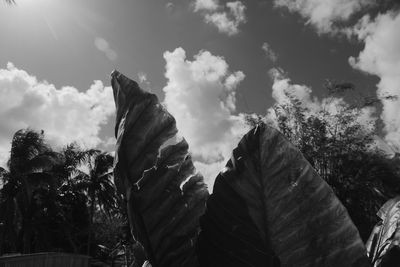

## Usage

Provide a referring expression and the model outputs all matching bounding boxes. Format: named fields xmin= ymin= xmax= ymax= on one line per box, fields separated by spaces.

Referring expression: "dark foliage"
xmin=247 ymin=86 xmax=400 ymax=242
xmin=198 ymin=124 xmax=369 ymax=266
xmin=0 ymin=129 xmax=127 ymax=264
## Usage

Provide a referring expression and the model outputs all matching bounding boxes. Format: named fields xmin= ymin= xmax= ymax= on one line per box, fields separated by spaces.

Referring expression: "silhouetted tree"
xmin=0 ymin=129 xmax=61 ymax=254
xmin=69 ymin=149 xmax=116 ymax=255
xmin=0 ymin=131 xmax=116 ymax=256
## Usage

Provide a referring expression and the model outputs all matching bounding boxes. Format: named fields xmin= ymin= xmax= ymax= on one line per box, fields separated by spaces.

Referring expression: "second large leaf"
xmin=198 ymin=123 xmax=369 ymax=267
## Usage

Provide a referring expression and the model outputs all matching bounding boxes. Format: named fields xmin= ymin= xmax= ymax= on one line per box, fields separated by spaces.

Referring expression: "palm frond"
xmin=8 ymin=129 xmax=53 ymax=174
xmin=81 ymin=149 xmax=101 ymax=170
xmin=92 ymin=153 xmax=113 ymax=177
xmin=28 ymin=151 xmax=63 ymax=173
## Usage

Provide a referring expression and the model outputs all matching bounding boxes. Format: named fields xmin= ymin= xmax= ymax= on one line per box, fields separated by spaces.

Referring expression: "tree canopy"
xmin=0 ymin=129 xmax=135 ymax=265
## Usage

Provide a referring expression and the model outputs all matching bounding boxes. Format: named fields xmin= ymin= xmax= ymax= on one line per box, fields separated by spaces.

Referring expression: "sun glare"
xmin=18 ymin=0 xmax=36 ymax=6
xmin=17 ymin=0 xmax=50 ymax=8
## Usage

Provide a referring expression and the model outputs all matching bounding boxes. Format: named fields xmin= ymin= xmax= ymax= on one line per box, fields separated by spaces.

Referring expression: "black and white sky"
xmin=0 ymin=0 xmax=399 ymax=187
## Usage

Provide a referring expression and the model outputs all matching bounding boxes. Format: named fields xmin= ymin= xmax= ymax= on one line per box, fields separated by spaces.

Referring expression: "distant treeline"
xmin=0 ymin=129 xmax=138 ymax=264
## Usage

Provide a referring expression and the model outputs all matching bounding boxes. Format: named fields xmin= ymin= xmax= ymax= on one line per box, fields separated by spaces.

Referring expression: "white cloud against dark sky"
xmin=274 ymin=0 xmax=373 ymax=34
xmin=194 ymin=0 xmax=219 ymax=11
xmin=1 ymin=0 xmax=399 ymax=186
xmin=193 ymin=0 xmax=247 ymax=35
xmin=94 ymin=37 xmax=118 ymax=61
xmin=262 ymin=42 xmax=278 ymax=63
xmin=0 ymin=62 xmax=115 ymax=166
xmin=163 ymin=47 xmax=248 ymax=186
xmin=272 ymin=0 xmax=400 ymax=153
xmin=349 ymin=11 xmax=400 ymax=152
xmin=268 ymin=67 xmax=377 ymax=137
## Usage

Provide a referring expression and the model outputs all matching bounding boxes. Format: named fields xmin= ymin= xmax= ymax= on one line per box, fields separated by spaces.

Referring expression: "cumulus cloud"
xmin=267 ymin=67 xmax=377 ymax=136
xmin=94 ymin=37 xmax=118 ymax=61
xmin=163 ymin=47 xmax=249 ymax=188
xmin=0 ymin=62 xmax=115 ymax=167
xmin=262 ymin=42 xmax=278 ymax=63
xmin=273 ymin=0 xmax=373 ymax=34
xmin=137 ymin=72 xmax=148 ymax=84
xmin=137 ymin=71 xmax=151 ymax=90
xmin=193 ymin=0 xmax=246 ymax=36
xmin=349 ymin=10 xmax=400 ymax=152
xmin=194 ymin=0 xmax=219 ymax=11
xmin=166 ymin=2 xmax=174 ymax=10
xmin=272 ymin=0 xmax=399 ymax=152
xmin=269 ymin=68 xmax=315 ymax=107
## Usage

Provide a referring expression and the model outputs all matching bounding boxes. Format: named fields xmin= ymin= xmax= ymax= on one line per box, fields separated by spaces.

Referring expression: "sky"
xmin=0 ymin=0 xmax=399 ymax=187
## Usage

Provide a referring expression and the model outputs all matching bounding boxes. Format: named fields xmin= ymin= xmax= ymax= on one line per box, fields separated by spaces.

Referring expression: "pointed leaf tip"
xmin=110 ymin=69 xmax=120 ymax=79
xmin=111 ymin=70 xmax=141 ymax=96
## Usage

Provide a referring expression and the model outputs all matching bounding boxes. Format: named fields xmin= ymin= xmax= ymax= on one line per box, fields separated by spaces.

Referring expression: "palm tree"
xmin=0 ymin=166 xmax=18 ymax=254
xmin=0 ymin=129 xmax=61 ymax=254
xmin=53 ymin=143 xmax=91 ymax=254
xmin=70 ymin=149 xmax=116 ymax=255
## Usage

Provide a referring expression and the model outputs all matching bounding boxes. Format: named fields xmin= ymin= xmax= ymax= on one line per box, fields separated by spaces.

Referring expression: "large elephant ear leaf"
xmin=198 ymin=124 xmax=370 ymax=267
xmin=111 ymin=71 xmax=209 ymax=267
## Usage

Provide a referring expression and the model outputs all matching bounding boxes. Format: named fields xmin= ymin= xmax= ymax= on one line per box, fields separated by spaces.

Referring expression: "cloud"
xmin=0 ymin=62 xmax=115 ymax=167
xmin=193 ymin=0 xmax=246 ymax=36
xmin=194 ymin=0 xmax=219 ymax=11
xmin=273 ymin=0 xmax=373 ymax=34
xmin=271 ymin=1 xmax=400 ymax=153
xmin=163 ymin=47 xmax=249 ymax=188
xmin=94 ymin=37 xmax=117 ymax=61
xmin=267 ymin=67 xmax=377 ymax=136
xmin=262 ymin=42 xmax=278 ymax=63
xmin=349 ymin=10 xmax=400 ymax=152
xmin=137 ymin=72 xmax=148 ymax=84
xmin=137 ymin=71 xmax=151 ymax=90
xmin=269 ymin=68 xmax=315 ymax=107
xmin=166 ymin=2 xmax=174 ymax=10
